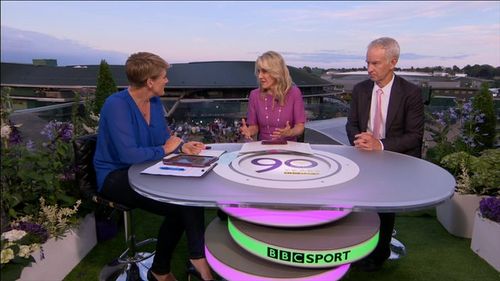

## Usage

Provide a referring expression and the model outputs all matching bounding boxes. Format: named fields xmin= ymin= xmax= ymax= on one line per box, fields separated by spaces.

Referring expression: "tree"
xmin=93 ymin=60 xmax=117 ymax=114
xmin=471 ymin=83 xmax=496 ymax=150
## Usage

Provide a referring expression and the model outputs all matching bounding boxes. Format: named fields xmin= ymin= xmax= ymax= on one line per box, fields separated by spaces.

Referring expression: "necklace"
xmin=264 ymin=96 xmax=282 ymax=136
xmin=129 ymin=89 xmax=150 ymax=118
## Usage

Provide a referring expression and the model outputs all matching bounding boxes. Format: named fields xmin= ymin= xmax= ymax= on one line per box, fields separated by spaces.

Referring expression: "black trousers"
xmin=366 ymin=212 xmax=395 ymax=263
xmin=101 ymin=168 xmax=205 ymax=274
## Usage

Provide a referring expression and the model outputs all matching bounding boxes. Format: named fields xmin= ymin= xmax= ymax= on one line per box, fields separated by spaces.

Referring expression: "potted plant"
xmin=1 ymin=88 xmax=98 ymax=280
xmin=425 ymin=84 xmax=498 ymax=238
xmin=1 ymin=198 xmax=83 ymax=281
xmin=471 ymin=197 xmax=500 ymax=271
xmin=436 ymin=150 xmax=500 ymax=238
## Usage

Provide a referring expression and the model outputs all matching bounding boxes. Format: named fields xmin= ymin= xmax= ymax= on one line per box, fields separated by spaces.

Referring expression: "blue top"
xmin=94 ymin=89 xmax=169 ymax=191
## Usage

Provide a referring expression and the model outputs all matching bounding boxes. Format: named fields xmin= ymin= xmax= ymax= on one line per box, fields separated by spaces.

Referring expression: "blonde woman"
xmin=240 ymin=51 xmax=306 ymax=141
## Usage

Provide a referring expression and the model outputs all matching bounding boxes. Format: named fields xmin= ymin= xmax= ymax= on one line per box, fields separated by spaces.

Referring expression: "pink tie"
xmin=373 ymin=89 xmax=383 ymax=139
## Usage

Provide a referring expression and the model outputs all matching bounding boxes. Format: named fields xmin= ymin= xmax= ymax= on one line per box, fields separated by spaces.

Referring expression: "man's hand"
xmin=353 ymin=132 xmax=382 ymax=151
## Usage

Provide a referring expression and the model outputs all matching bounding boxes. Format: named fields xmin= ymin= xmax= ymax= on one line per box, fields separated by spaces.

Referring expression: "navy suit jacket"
xmin=345 ymin=75 xmax=424 ymax=158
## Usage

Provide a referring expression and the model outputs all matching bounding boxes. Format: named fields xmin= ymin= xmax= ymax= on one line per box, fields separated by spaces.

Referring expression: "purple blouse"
xmin=247 ymin=85 xmax=306 ymax=141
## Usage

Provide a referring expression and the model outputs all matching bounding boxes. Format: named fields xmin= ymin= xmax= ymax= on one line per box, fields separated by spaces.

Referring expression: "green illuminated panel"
xmin=228 ymin=217 xmax=378 ymax=268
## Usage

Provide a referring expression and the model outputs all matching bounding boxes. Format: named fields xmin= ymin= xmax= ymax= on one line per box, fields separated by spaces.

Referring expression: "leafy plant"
xmin=1 ymin=198 xmax=81 ymax=281
xmin=440 ymin=149 xmax=500 ymax=196
xmin=1 ymin=88 xmax=82 ymax=221
xmin=425 ymin=88 xmax=499 ymax=196
xmin=425 ymin=91 xmax=495 ymax=165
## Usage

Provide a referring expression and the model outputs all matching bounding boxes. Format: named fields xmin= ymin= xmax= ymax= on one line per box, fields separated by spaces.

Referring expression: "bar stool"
xmin=73 ymin=134 xmax=157 ymax=281
xmin=389 ymin=228 xmax=407 ymax=260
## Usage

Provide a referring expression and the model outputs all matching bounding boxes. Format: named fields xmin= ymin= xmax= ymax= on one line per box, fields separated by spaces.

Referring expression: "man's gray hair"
xmin=368 ymin=37 xmax=400 ymax=61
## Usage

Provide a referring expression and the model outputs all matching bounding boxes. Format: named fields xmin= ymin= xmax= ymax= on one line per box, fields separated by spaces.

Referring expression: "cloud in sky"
xmin=1 ymin=1 xmax=499 ymax=68
xmin=1 ymin=26 xmax=128 ymax=65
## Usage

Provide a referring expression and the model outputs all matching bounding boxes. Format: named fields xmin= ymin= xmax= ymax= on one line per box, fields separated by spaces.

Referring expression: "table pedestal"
xmin=205 ymin=212 xmax=380 ymax=280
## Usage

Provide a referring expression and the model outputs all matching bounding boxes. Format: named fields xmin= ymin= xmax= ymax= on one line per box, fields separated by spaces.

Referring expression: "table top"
xmin=129 ymin=143 xmax=455 ymax=212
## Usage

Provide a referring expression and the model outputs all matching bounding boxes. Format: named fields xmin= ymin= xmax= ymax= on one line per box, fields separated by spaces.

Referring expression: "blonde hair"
xmin=126 ymin=52 xmax=169 ymax=88
xmin=255 ymin=51 xmax=292 ymax=106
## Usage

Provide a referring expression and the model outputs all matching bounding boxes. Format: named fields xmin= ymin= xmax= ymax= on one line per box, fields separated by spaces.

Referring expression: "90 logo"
xmin=250 ymin=157 xmax=319 ymax=173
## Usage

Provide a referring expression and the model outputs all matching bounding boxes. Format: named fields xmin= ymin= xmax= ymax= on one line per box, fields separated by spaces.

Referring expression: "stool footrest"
xmin=118 ymin=238 xmax=157 ymax=264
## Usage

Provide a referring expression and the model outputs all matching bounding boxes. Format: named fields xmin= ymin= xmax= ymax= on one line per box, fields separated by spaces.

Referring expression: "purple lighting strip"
xmin=206 ymin=246 xmax=350 ymax=281
xmin=220 ymin=206 xmax=351 ymax=227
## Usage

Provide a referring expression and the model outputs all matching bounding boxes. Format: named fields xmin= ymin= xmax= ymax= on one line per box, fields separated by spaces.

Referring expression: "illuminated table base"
xmin=205 ymin=213 xmax=380 ymax=280
xmin=205 ymin=218 xmax=351 ymax=281
xmin=220 ymin=206 xmax=352 ymax=227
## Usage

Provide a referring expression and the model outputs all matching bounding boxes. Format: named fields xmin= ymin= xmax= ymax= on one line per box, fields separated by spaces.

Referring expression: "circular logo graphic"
xmin=214 ymin=150 xmax=359 ymax=189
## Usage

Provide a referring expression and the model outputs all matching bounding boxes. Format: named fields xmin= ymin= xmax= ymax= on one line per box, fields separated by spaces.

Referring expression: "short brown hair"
xmin=125 ymin=52 xmax=169 ymax=87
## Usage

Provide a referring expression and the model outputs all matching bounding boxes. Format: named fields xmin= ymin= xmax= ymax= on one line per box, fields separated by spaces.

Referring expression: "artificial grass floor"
xmin=65 ymin=209 xmax=499 ymax=281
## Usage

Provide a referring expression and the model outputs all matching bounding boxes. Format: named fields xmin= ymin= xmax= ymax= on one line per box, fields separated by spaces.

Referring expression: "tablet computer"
xmin=261 ymin=139 xmax=288 ymax=145
xmin=163 ymin=155 xmax=218 ymax=167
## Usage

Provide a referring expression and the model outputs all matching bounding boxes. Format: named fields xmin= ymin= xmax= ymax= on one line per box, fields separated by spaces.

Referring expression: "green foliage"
xmin=1 ymin=253 xmax=35 ymax=281
xmin=462 ymin=64 xmax=500 ymax=80
xmin=93 ymin=60 xmax=117 ymax=115
xmin=71 ymin=92 xmax=100 ymax=136
xmin=440 ymin=149 xmax=500 ymax=196
xmin=425 ymin=94 xmax=499 ymax=196
xmin=1 ymin=124 xmax=77 ymax=219
xmin=1 ymin=88 xmax=87 ymax=222
xmin=471 ymin=83 xmax=496 ymax=149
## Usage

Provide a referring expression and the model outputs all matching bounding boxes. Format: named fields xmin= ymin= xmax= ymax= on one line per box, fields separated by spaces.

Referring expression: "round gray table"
xmin=129 ymin=143 xmax=455 ymax=212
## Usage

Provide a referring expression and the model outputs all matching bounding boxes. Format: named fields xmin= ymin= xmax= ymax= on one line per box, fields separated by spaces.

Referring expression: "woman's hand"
xmin=163 ymin=135 xmax=183 ymax=154
xmin=272 ymin=122 xmax=305 ymax=139
xmin=272 ymin=121 xmax=292 ymax=139
xmin=240 ymin=118 xmax=254 ymax=140
xmin=181 ymin=141 xmax=205 ymax=155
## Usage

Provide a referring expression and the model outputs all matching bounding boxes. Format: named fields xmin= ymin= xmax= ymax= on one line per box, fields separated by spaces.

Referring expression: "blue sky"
xmin=1 ymin=1 xmax=499 ymax=68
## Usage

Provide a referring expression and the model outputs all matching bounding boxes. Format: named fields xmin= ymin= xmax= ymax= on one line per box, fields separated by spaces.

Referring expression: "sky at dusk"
xmin=1 ymin=1 xmax=499 ymax=68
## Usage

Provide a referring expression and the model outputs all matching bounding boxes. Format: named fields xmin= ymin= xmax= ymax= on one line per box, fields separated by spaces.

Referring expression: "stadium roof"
xmin=1 ymin=61 xmax=332 ymax=89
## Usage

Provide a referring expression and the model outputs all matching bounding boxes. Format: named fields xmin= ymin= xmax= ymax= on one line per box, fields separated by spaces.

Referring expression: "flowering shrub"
xmin=479 ymin=197 xmax=500 ymax=223
xmin=1 ymin=198 xmax=81 ymax=281
xmin=425 ymin=100 xmax=486 ymax=165
xmin=440 ymin=150 xmax=500 ymax=195
xmin=1 ymin=87 xmax=88 ymax=219
xmin=1 ymin=87 xmax=98 ymax=280
xmin=425 ymin=85 xmax=498 ymax=196
xmin=1 ymin=119 xmax=78 ymax=218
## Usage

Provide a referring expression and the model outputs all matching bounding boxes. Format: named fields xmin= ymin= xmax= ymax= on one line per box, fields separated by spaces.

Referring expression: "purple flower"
xmin=479 ymin=197 xmax=500 ymax=223
xmin=25 ymin=140 xmax=35 ymax=151
xmin=41 ymin=121 xmax=74 ymax=143
xmin=14 ymin=221 xmax=49 ymax=243
xmin=8 ymin=121 xmax=22 ymax=145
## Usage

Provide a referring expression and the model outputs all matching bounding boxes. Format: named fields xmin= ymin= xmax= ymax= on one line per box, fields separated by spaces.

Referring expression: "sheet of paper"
xmin=239 ymin=141 xmax=314 ymax=155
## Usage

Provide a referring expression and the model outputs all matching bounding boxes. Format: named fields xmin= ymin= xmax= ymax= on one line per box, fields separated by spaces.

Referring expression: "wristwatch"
xmin=175 ymin=141 xmax=185 ymax=154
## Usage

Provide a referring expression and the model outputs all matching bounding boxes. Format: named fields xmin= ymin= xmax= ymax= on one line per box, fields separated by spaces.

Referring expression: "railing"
xmin=9 ymin=98 xmax=350 ymax=142
xmin=8 ymin=97 xmax=459 ymax=145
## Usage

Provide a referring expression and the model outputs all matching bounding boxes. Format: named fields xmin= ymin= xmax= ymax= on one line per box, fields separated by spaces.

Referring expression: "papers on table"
xmin=239 ymin=141 xmax=314 ymax=155
xmin=141 ymin=149 xmax=226 ymax=177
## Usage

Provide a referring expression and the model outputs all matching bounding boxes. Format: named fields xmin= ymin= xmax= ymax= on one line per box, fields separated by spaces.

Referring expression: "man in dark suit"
xmin=346 ymin=37 xmax=424 ymax=271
